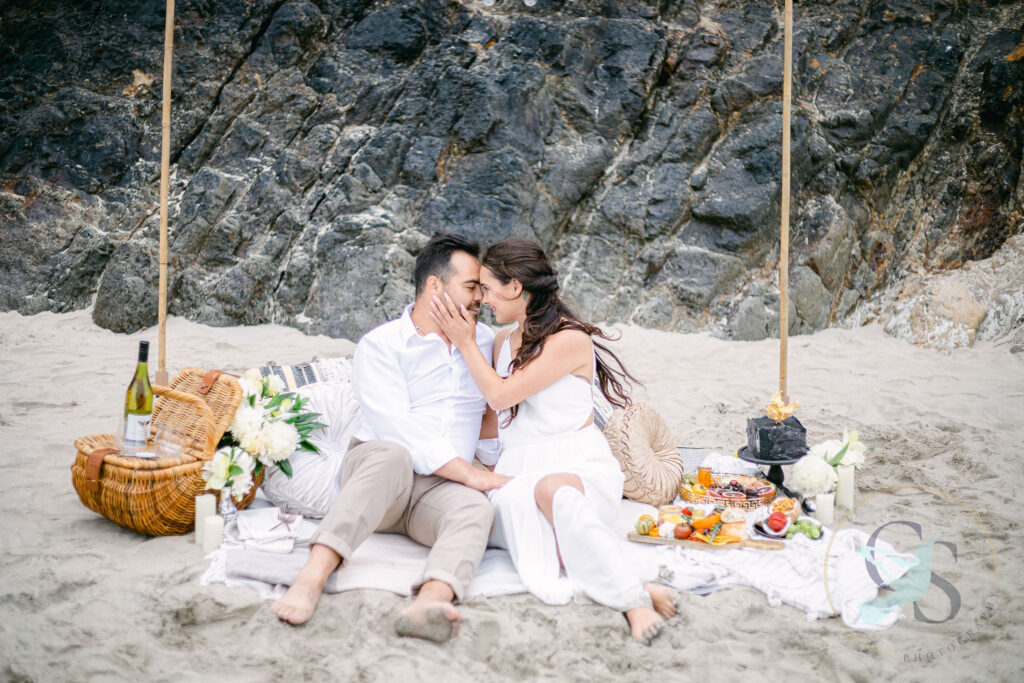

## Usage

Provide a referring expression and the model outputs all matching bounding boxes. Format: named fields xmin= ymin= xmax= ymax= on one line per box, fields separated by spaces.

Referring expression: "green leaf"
xmin=278 ymin=459 xmax=293 ymax=478
xmin=826 ymin=442 xmax=850 ymax=467
xmin=299 ymin=439 xmax=319 ymax=453
xmin=228 ymin=464 xmax=243 ymax=477
xmin=254 ymin=461 xmax=264 ymax=476
xmin=304 ymin=421 xmax=329 ymax=432
xmin=265 ymin=394 xmax=286 ymax=410
xmin=248 ymin=394 xmax=256 ymax=408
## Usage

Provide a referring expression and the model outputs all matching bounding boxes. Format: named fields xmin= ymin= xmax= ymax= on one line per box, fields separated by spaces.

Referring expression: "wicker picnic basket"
xmin=71 ymin=368 xmax=261 ymax=536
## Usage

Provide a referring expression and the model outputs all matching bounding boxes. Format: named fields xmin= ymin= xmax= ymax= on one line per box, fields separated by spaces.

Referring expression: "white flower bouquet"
xmin=202 ymin=445 xmax=256 ymax=501
xmin=219 ymin=369 xmax=327 ymax=480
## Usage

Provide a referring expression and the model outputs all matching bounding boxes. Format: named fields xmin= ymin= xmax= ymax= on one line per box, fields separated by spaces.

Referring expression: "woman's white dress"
xmin=488 ymin=326 xmax=649 ymax=610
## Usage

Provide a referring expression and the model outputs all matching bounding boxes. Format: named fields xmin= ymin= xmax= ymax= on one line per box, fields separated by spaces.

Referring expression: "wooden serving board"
xmin=627 ymin=532 xmax=785 ymax=551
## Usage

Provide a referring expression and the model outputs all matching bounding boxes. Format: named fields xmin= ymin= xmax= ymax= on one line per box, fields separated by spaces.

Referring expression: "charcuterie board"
xmin=626 ymin=532 xmax=784 ymax=551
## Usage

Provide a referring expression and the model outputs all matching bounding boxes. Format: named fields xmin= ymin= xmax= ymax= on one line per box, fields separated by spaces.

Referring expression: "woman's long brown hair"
xmin=482 ymin=238 xmax=640 ymax=424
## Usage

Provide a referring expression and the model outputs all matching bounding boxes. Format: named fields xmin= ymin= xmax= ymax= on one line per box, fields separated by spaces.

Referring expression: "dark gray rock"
xmin=730 ymin=296 xmax=771 ymax=342
xmin=1 ymin=0 xmax=1021 ymax=345
xmin=790 ymin=265 xmax=831 ymax=332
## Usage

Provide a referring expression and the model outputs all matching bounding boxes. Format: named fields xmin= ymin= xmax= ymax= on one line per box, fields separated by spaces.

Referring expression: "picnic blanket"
xmin=201 ymin=497 xmax=910 ymax=630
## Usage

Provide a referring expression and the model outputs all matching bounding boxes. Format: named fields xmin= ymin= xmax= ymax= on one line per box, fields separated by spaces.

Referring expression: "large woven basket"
xmin=71 ymin=368 xmax=259 ymax=536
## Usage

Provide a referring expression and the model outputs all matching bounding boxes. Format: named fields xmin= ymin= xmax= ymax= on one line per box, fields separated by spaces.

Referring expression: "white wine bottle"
xmin=122 ymin=341 xmax=153 ymax=451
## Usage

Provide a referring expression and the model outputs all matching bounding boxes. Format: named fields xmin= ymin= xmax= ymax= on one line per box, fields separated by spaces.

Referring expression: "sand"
xmin=1 ymin=308 xmax=1022 ymax=682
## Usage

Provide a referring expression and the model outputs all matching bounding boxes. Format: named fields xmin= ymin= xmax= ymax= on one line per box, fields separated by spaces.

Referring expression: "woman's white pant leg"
xmin=550 ymin=486 xmax=651 ymax=612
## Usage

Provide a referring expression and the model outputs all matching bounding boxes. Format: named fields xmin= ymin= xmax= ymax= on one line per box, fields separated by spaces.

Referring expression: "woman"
xmin=429 ymin=238 xmax=676 ymax=644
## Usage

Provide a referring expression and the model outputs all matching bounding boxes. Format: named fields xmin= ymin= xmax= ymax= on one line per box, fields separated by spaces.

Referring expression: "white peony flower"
xmin=229 ymin=403 xmax=263 ymax=441
xmin=260 ymin=420 xmax=300 ymax=463
xmin=809 ymin=439 xmax=843 ymax=462
xmin=239 ymin=428 xmax=266 ymax=457
xmin=810 ymin=430 xmax=867 ymax=469
xmin=791 ymin=454 xmax=838 ymax=497
xmin=267 ymin=375 xmax=286 ymax=395
xmin=238 ymin=368 xmax=262 ymax=395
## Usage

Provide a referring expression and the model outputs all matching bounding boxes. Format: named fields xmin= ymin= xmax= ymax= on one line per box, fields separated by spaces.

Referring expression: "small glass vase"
xmin=219 ymin=490 xmax=239 ymax=523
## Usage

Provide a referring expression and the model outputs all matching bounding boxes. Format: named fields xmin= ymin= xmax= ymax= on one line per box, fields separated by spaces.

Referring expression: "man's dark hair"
xmin=413 ymin=232 xmax=481 ymax=296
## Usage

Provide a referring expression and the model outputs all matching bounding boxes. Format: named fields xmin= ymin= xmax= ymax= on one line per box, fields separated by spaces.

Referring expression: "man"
xmin=272 ymin=232 xmax=509 ymax=643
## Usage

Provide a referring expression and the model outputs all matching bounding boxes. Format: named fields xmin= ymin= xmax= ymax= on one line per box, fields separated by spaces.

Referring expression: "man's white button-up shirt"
xmin=351 ymin=304 xmax=495 ymax=475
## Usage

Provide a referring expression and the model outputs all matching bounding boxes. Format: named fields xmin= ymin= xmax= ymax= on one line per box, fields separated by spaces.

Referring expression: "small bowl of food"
xmin=771 ymin=497 xmax=801 ymax=523
xmin=756 ymin=511 xmax=791 ymax=538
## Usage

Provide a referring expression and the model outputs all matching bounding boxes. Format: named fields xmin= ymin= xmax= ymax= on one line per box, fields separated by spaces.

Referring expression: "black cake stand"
xmin=737 ymin=446 xmax=813 ymax=512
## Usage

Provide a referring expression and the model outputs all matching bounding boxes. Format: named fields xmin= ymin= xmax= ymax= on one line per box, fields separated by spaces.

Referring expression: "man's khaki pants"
xmin=309 ymin=439 xmax=494 ymax=601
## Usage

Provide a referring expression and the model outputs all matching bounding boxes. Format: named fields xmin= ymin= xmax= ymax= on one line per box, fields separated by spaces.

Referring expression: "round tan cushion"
xmin=603 ymin=402 xmax=683 ymax=507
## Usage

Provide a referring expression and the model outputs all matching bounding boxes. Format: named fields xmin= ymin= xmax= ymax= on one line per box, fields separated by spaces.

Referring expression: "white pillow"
xmin=260 ymin=378 xmax=361 ymax=518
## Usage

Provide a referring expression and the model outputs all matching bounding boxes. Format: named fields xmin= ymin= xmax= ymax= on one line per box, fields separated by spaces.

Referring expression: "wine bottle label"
xmin=124 ymin=413 xmax=151 ymax=449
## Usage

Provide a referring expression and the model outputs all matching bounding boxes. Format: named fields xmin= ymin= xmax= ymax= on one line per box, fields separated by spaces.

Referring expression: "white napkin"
xmin=236 ymin=507 xmax=305 ymax=553
xmin=701 ymin=451 xmax=761 ymax=476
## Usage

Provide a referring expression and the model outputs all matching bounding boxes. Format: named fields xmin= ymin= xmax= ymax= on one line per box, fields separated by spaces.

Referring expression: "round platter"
xmin=679 ymin=472 xmax=776 ymax=509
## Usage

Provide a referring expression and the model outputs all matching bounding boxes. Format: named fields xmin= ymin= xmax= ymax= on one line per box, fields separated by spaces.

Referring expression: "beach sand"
xmin=1 ymin=308 xmax=1022 ymax=682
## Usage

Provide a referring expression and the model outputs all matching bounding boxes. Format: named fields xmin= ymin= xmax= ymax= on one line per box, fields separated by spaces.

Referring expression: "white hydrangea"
xmin=260 ymin=420 xmax=300 ymax=463
xmin=791 ymin=454 xmax=838 ymax=497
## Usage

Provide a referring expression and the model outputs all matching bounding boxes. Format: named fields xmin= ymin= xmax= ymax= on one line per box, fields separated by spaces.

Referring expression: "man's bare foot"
xmin=272 ymin=577 xmax=324 ymax=625
xmin=624 ymin=606 xmax=664 ymax=645
xmin=271 ymin=544 xmax=340 ymax=625
xmin=644 ymin=583 xmax=679 ymax=619
xmin=394 ymin=579 xmax=462 ymax=643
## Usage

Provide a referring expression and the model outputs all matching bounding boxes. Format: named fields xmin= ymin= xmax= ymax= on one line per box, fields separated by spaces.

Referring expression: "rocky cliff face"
xmin=2 ymin=0 xmax=1022 ymax=347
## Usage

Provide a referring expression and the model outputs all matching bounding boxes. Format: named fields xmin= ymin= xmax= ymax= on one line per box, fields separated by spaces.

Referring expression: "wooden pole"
xmin=779 ymin=0 xmax=792 ymax=403
xmin=156 ymin=0 xmax=175 ymax=387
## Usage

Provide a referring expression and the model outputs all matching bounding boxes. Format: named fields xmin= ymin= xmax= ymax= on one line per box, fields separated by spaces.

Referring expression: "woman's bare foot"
xmin=624 ymin=606 xmax=664 ymax=645
xmin=394 ymin=579 xmax=462 ymax=643
xmin=644 ymin=583 xmax=679 ymax=619
xmin=271 ymin=544 xmax=340 ymax=625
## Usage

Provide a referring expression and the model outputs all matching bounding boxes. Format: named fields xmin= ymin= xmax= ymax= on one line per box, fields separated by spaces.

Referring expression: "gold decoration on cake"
xmin=766 ymin=391 xmax=800 ymax=423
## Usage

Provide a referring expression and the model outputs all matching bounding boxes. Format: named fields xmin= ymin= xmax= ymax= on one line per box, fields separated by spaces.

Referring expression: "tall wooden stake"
xmin=156 ymin=0 xmax=175 ymax=387
xmin=779 ymin=0 xmax=793 ymax=403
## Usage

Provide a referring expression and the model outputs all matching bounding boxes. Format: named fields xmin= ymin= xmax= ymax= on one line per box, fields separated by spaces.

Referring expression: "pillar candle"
xmin=814 ymin=492 xmax=835 ymax=527
xmin=201 ymin=515 xmax=225 ymax=554
xmin=195 ymin=494 xmax=216 ymax=545
xmin=836 ymin=465 xmax=855 ymax=509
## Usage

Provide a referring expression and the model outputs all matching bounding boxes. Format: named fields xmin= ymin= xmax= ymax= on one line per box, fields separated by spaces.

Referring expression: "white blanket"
xmin=201 ymin=498 xmax=909 ymax=629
